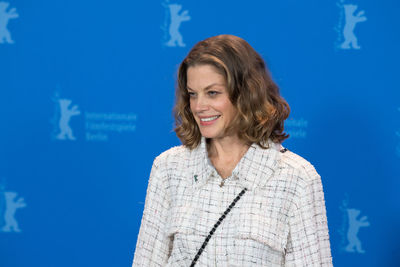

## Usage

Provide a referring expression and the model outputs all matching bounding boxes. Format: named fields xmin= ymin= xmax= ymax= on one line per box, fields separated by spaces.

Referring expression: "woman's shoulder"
xmin=152 ymin=144 xmax=191 ymax=167
xmin=278 ymin=146 xmax=320 ymax=181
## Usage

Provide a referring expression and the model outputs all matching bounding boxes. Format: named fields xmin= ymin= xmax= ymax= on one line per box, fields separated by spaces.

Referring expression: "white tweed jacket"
xmin=132 ymin=138 xmax=333 ymax=267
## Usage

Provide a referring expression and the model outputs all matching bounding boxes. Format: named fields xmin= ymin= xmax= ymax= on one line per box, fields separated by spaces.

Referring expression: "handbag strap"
xmin=190 ymin=187 xmax=248 ymax=267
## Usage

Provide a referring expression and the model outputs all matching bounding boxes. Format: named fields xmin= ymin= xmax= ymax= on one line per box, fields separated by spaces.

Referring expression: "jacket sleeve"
xmin=284 ymin=167 xmax=333 ymax=267
xmin=132 ymin=159 xmax=172 ymax=266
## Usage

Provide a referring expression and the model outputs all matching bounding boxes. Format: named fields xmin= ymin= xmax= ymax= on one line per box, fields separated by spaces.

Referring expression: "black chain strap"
xmin=190 ymin=188 xmax=248 ymax=267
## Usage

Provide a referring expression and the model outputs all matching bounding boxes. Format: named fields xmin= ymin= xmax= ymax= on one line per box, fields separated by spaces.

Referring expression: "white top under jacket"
xmin=132 ymin=138 xmax=333 ymax=267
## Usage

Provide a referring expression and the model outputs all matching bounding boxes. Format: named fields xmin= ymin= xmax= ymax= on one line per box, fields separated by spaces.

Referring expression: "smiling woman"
xmin=174 ymin=35 xmax=290 ymax=152
xmin=132 ymin=34 xmax=333 ymax=267
xmin=186 ymin=65 xmax=237 ymax=140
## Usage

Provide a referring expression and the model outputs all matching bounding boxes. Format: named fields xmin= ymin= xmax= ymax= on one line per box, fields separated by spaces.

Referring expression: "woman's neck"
xmin=207 ymin=135 xmax=249 ymax=161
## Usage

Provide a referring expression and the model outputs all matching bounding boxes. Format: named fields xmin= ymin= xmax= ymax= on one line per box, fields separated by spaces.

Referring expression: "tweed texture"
xmin=132 ymin=138 xmax=333 ymax=267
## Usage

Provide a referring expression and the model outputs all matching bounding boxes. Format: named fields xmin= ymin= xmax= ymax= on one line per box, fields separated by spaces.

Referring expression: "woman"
xmin=132 ymin=34 xmax=333 ymax=266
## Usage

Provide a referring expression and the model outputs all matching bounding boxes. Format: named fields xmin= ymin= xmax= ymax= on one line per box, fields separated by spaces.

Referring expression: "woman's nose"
xmin=192 ymin=95 xmax=209 ymax=113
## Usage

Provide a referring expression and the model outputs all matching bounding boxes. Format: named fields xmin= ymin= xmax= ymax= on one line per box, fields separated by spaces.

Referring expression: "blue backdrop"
xmin=1 ymin=0 xmax=399 ymax=266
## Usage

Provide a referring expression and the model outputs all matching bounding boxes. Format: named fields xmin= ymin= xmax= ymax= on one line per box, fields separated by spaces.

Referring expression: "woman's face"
xmin=187 ymin=64 xmax=237 ymax=140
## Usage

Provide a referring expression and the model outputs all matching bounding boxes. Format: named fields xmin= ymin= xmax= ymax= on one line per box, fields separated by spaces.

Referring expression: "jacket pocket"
xmin=235 ymin=194 xmax=290 ymax=253
xmin=165 ymin=204 xmax=198 ymax=266
xmin=166 ymin=204 xmax=196 ymax=237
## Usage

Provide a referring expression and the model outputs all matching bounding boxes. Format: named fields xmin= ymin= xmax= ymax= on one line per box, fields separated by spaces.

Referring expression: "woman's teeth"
xmin=200 ymin=116 xmax=219 ymax=122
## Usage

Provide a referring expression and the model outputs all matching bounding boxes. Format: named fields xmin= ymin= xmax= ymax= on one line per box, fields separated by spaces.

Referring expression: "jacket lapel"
xmin=189 ymin=137 xmax=282 ymax=191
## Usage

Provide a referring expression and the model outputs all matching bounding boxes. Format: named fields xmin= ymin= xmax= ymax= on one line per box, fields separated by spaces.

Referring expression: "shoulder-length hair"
xmin=174 ymin=34 xmax=290 ymax=149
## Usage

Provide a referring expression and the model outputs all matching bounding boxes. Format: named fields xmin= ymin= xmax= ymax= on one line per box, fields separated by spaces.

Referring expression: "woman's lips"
xmin=199 ymin=115 xmax=220 ymax=126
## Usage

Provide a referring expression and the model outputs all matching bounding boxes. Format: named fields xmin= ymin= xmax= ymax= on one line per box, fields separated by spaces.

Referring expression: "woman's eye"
xmin=208 ymin=91 xmax=219 ymax=96
xmin=188 ymin=92 xmax=196 ymax=98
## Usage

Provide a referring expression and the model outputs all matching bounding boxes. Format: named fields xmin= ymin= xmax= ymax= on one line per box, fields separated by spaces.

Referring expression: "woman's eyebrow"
xmin=187 ymin=83 xmax=224 ymax=91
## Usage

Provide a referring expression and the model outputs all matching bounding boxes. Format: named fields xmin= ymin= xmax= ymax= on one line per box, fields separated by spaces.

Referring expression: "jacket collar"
xmin=190 ymin=137 xmax=282 ymax=191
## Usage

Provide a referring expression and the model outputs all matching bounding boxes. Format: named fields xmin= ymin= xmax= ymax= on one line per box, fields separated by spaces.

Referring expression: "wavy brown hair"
xmin=174 ymin=34 xmax=290 ymax=149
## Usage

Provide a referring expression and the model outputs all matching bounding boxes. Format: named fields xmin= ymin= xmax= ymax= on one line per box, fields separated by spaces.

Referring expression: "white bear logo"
xmin=340 ymin=4 xmax=367 ymax=49
xmin=1 ymin=191 xmax=26 ymax=232
xmin=345 ymin=208 xmax=370 ymax=253
xmin=0 ymin=2 xmax=18 ymax=44
xmin=165 ymin=4 xmax=191 ymax=47
xmin=56 ymin=99 xmax=81 ymax=140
